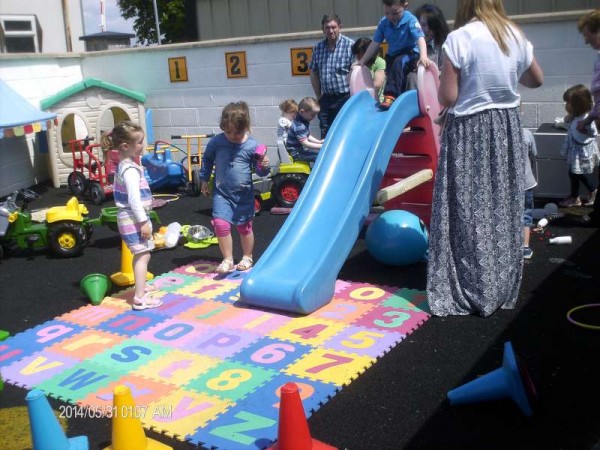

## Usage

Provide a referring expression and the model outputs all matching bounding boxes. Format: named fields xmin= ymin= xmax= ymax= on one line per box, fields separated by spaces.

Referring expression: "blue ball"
xmin=365 ymin=210 xmax=428 ymax=266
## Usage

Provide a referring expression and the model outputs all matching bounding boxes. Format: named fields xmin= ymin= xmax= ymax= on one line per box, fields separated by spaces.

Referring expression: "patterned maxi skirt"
xmin=426 ymin=107 xmax=525 ymax=317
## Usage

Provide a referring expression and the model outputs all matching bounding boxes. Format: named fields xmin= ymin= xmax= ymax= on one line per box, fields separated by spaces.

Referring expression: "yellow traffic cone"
xmin=103 ymin=385 xmax=172 ymax=450
xmin=110 ymin=240 xmax=154 ymax=287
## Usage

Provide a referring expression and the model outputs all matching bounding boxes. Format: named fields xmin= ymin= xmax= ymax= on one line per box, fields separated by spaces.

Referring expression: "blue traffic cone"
xmin=447 ymin=341 xmax=536 ymax=416
xmin=25 ymin=389 xmax=89 ymax=449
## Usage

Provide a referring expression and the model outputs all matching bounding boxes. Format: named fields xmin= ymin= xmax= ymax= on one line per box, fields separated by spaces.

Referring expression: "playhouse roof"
xmin=0 ymin=79 xmax=57 ymax=138
xmin=40 ymin=78 xmax=146 ymax=110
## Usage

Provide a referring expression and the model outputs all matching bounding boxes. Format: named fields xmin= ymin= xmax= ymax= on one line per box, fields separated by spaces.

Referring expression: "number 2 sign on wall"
xmin=225 ymin=51 xmax=248 ymax=78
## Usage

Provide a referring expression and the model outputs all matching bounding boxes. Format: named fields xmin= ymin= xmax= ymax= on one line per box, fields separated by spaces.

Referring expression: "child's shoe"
xmin=585 ymin=190 xmax=597 ymax=206
xmin=523 ymin=246 xmax=533 ymax=260
xmin=379 ymin=96 xmax=395 ymax=110
xmin=132 ymin=293 xmax=163 ymax=310
xmin=236 ymin=256 xmax=253 ymax=271
xmin=558 ymin=197 xmax=581 ymax=207
xmin=216 ymin=258 xmax=236 ymax=274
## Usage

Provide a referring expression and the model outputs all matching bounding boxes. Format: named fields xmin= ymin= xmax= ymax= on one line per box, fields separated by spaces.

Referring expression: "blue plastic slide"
xmin=240 ymin=90 xmax=420 ymax=314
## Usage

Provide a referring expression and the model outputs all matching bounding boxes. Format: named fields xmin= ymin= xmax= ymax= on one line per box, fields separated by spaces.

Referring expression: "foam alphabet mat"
xmin=0 ymin=260 xmax=430 ymax=449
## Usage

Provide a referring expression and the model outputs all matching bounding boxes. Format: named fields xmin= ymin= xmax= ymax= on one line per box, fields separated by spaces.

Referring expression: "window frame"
xmin=0 ymin=15 xmax=40 ymax=53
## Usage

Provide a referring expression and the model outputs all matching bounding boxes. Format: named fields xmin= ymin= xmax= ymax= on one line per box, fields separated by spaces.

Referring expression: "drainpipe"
xmin=61 ymin=0 xmax=73 ymax=52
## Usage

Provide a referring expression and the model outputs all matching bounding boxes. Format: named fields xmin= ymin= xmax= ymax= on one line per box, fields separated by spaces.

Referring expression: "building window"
xmin=0 ymin=15 xmax=40 ymax=53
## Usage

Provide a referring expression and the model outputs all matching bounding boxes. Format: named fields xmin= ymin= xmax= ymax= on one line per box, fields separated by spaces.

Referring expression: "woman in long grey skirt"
xmin=426 ymin=0 xmax=544 ymax=317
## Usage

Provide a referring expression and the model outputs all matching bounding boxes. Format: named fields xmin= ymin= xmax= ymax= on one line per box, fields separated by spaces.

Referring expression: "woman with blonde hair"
xmin=426 ymin=0 xmax=543 ymax=317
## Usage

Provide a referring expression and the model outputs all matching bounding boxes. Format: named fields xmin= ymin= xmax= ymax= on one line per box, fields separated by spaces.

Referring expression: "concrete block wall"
xmin=0 ymin=15 xmax=597 ymax=190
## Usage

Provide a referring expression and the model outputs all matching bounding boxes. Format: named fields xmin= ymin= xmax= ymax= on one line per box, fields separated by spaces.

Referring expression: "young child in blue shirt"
xmin=285 ymin=97 xmax=324 ymax=162
xmin=357 ymin=0 xmax=430 ymax=109
xmin=199 ymin=102 xmax=270 ymax=274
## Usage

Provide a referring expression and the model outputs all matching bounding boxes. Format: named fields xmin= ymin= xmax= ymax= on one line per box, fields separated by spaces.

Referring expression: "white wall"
xmin=0 ymin=16 xmax=597 ymax=191
xmin=0 ymin=0 xmax=85 ymax=53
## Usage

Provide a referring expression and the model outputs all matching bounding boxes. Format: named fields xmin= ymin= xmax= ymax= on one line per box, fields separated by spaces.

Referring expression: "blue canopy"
xmin=0 ymin=78 xmax=56 ymax=138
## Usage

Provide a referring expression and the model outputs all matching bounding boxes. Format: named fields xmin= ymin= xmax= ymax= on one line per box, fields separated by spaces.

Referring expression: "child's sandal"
xmin=216 ymin=259 xmax=236 ymax=274
xmin=236 ymin=256 xmax=253 ymax=271
xmin=145 ymin=284 xmax=159 ymax=293
xmin=132 ymin=293 xmax=163 ymax=310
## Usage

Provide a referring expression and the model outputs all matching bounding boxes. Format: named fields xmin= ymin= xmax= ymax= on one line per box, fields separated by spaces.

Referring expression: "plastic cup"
xmin=549 ymin=236 xmax=572 ymax=245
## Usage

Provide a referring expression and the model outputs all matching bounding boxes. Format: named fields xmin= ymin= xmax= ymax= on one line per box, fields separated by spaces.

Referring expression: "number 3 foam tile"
xmin=143 ymin=388 xmax=234 ymax=439
xmin=354 ymin=305 xmax=430 ymax=336
xmin=284 ymin=347 xmax=375 ymax=386
xmin=229 ymin=336 xmax=313 ymax=372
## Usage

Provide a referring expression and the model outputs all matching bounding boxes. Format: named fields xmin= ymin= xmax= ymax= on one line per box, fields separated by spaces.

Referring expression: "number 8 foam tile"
xmin=184 ymin=360 xmax=278 ymax=402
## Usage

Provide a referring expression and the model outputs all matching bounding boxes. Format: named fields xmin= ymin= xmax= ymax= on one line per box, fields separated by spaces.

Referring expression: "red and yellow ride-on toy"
xmin=67 ymin=137 xmax=119 ymax=205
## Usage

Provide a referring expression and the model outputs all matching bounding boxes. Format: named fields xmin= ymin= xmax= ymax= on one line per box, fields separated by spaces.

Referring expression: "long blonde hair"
xmin=454 ymin=0 xmax=519 ymax=55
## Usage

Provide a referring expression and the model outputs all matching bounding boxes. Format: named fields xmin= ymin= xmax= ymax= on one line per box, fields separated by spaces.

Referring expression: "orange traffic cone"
xmin=268 ymin=382 xmax=337 ymax=450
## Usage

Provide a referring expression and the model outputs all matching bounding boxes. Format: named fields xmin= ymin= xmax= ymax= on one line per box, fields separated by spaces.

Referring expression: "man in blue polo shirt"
xmin=309 ymin=14 xmax=355 ymax=139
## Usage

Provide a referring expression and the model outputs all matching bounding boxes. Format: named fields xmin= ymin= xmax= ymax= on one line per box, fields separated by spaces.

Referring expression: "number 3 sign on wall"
xmin=290 ymin=48 xmax=313 ymax=76
xmin=225 ymin=51 xmax=248 ymax=78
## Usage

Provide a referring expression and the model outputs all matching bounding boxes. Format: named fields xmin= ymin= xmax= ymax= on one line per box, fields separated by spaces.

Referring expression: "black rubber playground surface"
xmin=1 ymin=182 xmax=599 ymax=450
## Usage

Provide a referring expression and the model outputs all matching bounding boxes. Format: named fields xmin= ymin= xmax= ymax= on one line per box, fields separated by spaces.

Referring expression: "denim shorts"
xmin=523 ymin=188 xmax=534 ymax=227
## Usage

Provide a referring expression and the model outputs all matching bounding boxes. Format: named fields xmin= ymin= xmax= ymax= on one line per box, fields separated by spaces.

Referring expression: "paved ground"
xmin=1 ymin=183 xmax=599 ymax=450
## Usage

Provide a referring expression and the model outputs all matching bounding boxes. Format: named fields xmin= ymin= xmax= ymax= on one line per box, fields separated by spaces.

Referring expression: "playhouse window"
xmin=0 ymin=15 xmax=40 ymax=53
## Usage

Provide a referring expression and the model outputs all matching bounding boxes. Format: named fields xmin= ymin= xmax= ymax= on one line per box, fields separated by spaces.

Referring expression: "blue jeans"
xmin=318 ymin=92 xmax=350 ymax=139
xmin=523 ymin=188 xmax=534 ymax=227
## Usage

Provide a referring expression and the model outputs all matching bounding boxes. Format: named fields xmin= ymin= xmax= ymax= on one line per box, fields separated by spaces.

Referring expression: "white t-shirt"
xmin=443 ymin=21 xmax=533 ymax=116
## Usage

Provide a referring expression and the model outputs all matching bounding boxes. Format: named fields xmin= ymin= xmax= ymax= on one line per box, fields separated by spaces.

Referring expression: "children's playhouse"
xmin=40 ymin=78 xmax=147 ymax=188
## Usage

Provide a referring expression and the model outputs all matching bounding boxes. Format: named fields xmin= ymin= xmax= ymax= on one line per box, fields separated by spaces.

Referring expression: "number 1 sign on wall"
xmin=225 ymin=52 xmax=248 ymax=78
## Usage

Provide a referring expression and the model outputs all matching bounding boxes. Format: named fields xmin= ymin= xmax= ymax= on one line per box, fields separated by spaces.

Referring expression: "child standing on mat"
xmin=357 ymin=0 xmax=430 ymax=109
xmin=200 ymin=101 xmax=270 ymax=274
xmin=559 ymin=84 xmax=600 ymax=208
xmin=112 ymin=121 xmax=162 ymax=310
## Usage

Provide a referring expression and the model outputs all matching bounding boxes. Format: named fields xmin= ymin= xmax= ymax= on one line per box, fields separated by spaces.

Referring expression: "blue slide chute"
xmin=240 ymin=90 xmax=420 ymax=314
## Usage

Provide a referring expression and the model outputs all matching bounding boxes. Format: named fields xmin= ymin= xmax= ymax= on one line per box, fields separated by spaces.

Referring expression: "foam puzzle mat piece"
xmin=1 ymin=259 xmax=430 ymax=448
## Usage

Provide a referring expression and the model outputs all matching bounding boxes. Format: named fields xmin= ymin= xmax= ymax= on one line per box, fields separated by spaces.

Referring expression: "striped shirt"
xmin=309 ymin=35 xmax=354 ymax=95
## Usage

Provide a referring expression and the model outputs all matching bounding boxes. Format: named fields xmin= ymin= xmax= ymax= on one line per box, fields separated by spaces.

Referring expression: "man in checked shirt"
xmin=309 ymin=14 xmax=355 ymax=139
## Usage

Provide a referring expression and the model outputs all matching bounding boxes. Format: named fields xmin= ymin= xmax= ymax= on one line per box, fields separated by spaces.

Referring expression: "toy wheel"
xmin=254 ymin=194 xmax=263 ymax=214
xmin=274 ymin=173 xmax=307 ymax=208
xmin=84 ymin=223 xmax=94 ymax=243
xmin=68 ymin=172 xmax=87 ymax=196
xmin=191 ymin=169 xmax=201 ymax=197
xmin=48 ymin=221 xmax=86 ymax=257
xmin=89 ymin=182 xmax=106 ymax=205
